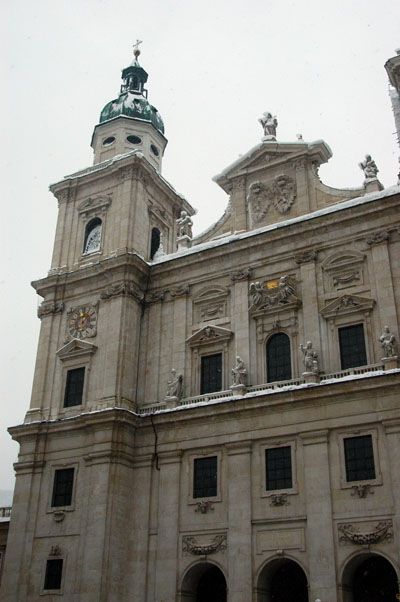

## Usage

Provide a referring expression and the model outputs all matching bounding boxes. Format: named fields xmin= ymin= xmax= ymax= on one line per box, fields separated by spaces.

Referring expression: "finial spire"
xmin=133 ymin=39 xmax=143 ymax=61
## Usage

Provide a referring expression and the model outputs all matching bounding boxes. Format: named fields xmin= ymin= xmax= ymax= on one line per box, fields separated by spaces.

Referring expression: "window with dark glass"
xmin=193 ymin=456 xmax=217 ymax=498
xmin=44 ymin=559 xmax=63 ymax=590
xmin=265 ymin=446 xmax=293 ymax=491
xmin=83 ymin=217 xmax=102 ymax=254
xmin=51 ymin=468 xmax=75 ymax=507
xmin=266 ymin=333 xmax=292 ymax=382
xmin=200 ymin=353 xmax=222 ymax=394
xmin=64 ymin=367 xmax=85 ymax=407
xmin=344 ymin=435 xmax=376 ymax=481
xmin=339 ymin=324 xmax=367 ymax=369
xmin=150 ymin=227 xmax=161 ymax=259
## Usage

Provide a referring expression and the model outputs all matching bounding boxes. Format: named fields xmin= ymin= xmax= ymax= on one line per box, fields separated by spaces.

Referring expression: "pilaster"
xmin=295 ymin=251 xmax=321 ymax=367
xmin=368 ymin=234 xmax=398 ymax=330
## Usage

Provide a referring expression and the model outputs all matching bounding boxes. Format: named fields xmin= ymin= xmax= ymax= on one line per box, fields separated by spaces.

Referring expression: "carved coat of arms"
xmin=247 ymin=175 xmax=297 ymax=223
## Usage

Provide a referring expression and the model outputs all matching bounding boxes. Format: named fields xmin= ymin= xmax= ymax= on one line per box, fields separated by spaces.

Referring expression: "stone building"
xmin=1 ymin=46 xmax=400 ymax=602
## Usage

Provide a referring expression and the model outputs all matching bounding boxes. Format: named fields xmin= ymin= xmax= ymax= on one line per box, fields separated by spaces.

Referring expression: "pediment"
xmin=57 ymin=338 xmax=98 ymax=360
xmin=78 ymin=195 xmax=112 ymax=218
xmin=320 ymin=294 xmax=375 ymax=319
xmin=322 ymin=250 xmax=365 ymax=271
xmin=186 ymin=325 xmax=233 ymax=347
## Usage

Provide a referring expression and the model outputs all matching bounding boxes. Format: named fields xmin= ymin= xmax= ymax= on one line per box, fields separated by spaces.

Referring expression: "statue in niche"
xmin=176 ymin=210 xmax=193 ymax=239
xmin=359 ymin=154 xmax=379 ymax=180
xmin=259 ymin=112 xmax=278 ymax=139
xmin=300 ymin=341 xmax=319 ymax=374
xmin=380 ymin=326 xmax=397 ymax=358
xmin=166 ymin=369 xmax=183 ymax=399
xmin=232 ymin=356 xmax=247 ymax=386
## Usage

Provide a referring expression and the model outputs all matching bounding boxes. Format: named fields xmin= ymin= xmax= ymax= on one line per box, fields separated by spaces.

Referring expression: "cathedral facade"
xmin=1 ymin=47 xmax=400 ymax=602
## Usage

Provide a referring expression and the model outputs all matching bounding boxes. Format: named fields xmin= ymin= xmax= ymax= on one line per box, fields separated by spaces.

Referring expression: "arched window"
xmin=266 ymin=333 xmax=292 ymax=382
xmin=150 ymin=227 xmax=161 ymax=259
xmin=83 ymin=218 xmax=102 ymax=255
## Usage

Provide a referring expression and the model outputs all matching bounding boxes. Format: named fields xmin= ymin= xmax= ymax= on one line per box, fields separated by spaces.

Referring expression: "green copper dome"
xmin=99 ymin=49 xmax=165 ymax=135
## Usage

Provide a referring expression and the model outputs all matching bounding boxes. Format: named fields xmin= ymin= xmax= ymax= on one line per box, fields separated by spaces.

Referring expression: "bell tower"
xmin=91 ymin=41 xmax=167 ymax=171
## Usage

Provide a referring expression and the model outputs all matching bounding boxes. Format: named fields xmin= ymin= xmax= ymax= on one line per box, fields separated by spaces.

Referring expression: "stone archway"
xmin=256 ymin=557 xmax=309 ymax=602
xmin=341 ymin=552 xmax=399 ymax=602
xmin=180 ymin=562 xmax=227 ymax=602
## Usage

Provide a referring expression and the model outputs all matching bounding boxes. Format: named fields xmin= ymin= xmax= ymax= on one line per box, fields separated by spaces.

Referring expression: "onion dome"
xmin=99 ymin=43 xmax=165 ymax=134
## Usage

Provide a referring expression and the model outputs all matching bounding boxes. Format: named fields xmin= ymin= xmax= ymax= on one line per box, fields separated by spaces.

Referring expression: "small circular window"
xmin=150 ymin=144 xmax=159 ymax=157
xmin=103 ymin=136 xmax=115 ymax=146
xmin=127 ymin=135 xmax=142 ymax=144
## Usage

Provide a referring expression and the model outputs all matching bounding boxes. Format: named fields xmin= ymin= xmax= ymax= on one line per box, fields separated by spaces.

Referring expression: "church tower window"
xmin=51 ymin=468 xmax=75 ymax=507
xmin=83 ymin=218 xmax=102 ymax=255
xmin=150 ymin=227 xmax=161 ymax=259
xmin=44 ymin=559 xmax=63 ymax=591
xmin=266 ymin=333 xmax=292 ymax=382
xmin=64 ymin=367 xmax=85 ymax=407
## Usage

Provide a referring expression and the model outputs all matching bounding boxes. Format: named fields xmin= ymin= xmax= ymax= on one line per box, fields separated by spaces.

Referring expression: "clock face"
xmin=67 ymin=305 xmax=97 ymax=339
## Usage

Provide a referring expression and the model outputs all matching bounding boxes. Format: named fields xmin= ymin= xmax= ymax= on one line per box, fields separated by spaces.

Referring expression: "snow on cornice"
xmin=152 ymin=185 xmax=400 ymax=265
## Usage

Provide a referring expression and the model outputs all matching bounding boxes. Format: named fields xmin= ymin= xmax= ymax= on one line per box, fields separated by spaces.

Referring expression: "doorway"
xmin=256 ymin=558 xmax=309 ymax=602
xmin=342 ymin=553 xmax=398 ymax=602
xmin=180 ymin=562 xmax=227 ymax=602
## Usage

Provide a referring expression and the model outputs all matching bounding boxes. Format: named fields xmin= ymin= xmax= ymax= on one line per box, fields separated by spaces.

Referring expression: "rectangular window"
xmin=44 ymin=558 xmax=63 ymax=590
xmin=193 ymin=456 xmax=218 ymax=498
xmin=265 ymin=446 xmax=292 ymax=491
xmin=339 ymin=324 xmax=367 ymax=369
xmin=64 ymin=367 xmax=85 ymax=407
xmin=51 ymin=468 xmax=74 ymax=507
xmin=200 ymin=354 xmax=222 ymax=394
xmin=344 ymin=435 xmax=376 ymax=481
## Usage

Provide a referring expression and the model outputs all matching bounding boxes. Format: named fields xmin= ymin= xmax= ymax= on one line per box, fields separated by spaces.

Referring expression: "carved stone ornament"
xmin=182 ymin=534 xmax=227 ymax=556
xmin=170 ymin=285 xmax=190 ymax=297
xmin=66 ymin=303 xmax=98 ymax=340
xmin=351 ymin=484 xmax=374 ymax=498
xmin=247 ymin=175 xmax=297 ymax=223
xmin=78 ymin=195 xmax=111 ymax=219
xmin=294 ymin=250 xmax=317 ymax=264
xmin=52 ymin=510 xmax=66 ymax=523
xmin=249 ymin=276 xmax=300 ymax=313
xmin=320 ymin=294 xmax=375 ymax=320
xmin=186 ymin=325 xmax=233 ymax=347
xmin=49 ymin=545 xmax=62 ymax=557
xmin=270 ymin=493 xmax=289 ymax=507
xmin=380 ymin=325 xmax=398 ymax=358
xmin=300 ymin=341 xmax=320 ymax=374
xmin=165 ymin=369 xmax=183 ymax=400
xmin=144 ymin=291 xmax=166 ymax=304
xmin=193 ymin=287 xmax=229 ymax=323
xmin=100 ymin=282 xmax=143 ymax=303
xmin=38 ymin=301 xmax=64 ymax=319
xmin=231 ymin=356 xmax=247 ymax=386
xmin=366 ymin=230 xmax=389 ymax=246
xmin=338 ymin=520 xmax=393 ymax=545
xmin=195 ymin=500 xmax=214 ymax=514
xmin=231 ymin=267 xmax=253 ymax=282
xmin=272 ymin=175 xmax=296 ymax=213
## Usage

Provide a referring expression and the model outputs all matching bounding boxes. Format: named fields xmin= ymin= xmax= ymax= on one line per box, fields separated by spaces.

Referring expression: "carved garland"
xmin=38 ymin=301 xmax=64 ymax=319
xmin=182 ymin=534 xmax=227 ymax=556
xmin=338 ymin=520 xmax=393 ymax=545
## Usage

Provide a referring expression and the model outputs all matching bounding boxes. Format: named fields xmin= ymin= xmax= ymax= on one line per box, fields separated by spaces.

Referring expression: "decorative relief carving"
xmin=366 ymin=230 xmax=389 ymax=245
xmin=170 ymin=285 xmax=190 ymax=298
xmin=144 ymin=291 xmax=166 ymax=304
xmin=54 ymin=189 xmax=70 ymax=204
xmin=193 ymin=287 xmax=229 ymax=323
xmin=231 ymin=267 xmax=253 ymax=282
xmin=351 ymin=484 xmax=374 ymax=498
xmin=322 ymin=250 xmax=366 ymax=292
xmin=66 ymin=303 xmax=98 ymax=340
xmin=195 ymin=500 xmax=214 ymax=514
xmin=49 ymin=545 xmax=62 ymax=557
xmin=200 ymin=303 xmax=225 ymax=320
xmin=338 ymin=520 xmax=393 ymax=545
xmin=52 ymin=510 xmax=66 ymax=523
xmin=78 ymin=195 xmax=111 ymax=219
xmin=38 ymin=301 xmax=64 ymax=319
xmin=270 ymin=493 xmax=289 ymax=506
xmin=249 ymin=276 xmax=300 ymax=313
xmin=321 ymin=294 xmax=375 ymax=319
xmin=294 ymin=250 xmax=317 ymax=264
xmin=100 ymin=282 xmax=143 ymax=302
xmin=247 ymin=175 xmax=297 ymax=223
xmin=186 ymin=325 xmax=233 ymax=347
xmin=182 ymin=534 xmax=227 ymax=556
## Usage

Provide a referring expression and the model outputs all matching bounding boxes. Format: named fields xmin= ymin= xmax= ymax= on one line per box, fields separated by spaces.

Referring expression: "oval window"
xmin=127 ymin=135 xmax=142 ymax=145
xmin=150 ymin=144 xmax=159 ymax=156
xmin=103 ymin=136 xmax=115 ymax=146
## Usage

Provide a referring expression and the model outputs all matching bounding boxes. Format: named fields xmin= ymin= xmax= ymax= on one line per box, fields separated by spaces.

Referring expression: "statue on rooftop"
xmin=259 ymin=112 xmax=278 ymax=139
xmin=359 ymin=154 xmax=379 ymax=180
xmin=380 ymin=326 xmax=397 ymax=358
xmin=300 ymin=341 xmax=319 ymax=374
xmin=176 ymin=210 xmax=193 ymax=239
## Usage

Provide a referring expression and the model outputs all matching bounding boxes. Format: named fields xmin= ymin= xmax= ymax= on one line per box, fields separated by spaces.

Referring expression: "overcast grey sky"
xmin=1 ymin=0 xmax=399 ymax=492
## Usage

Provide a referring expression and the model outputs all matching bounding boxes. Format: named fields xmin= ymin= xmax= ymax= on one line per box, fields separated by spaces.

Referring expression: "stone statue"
xmin=300 ymin=341 xmax=319 ymax=374
xmin=232 ymin=356 xmax=247 ymax=386
xmin=249 ymin=281 xmax=265 ymax=308
xmin=278 ymin=275 xmax=295 ymax=303
xmin=359 ymin=154 xmax=379 ymax=180
xmin=166 ymin=369 xmax=183 ymax=399
xmin=259 ymin=112 xmax=278 ymax=139
xmin=380 ymin=326 xmax=397 ymax=358
xmin=176 ymin=210 xmax=193 ymax=239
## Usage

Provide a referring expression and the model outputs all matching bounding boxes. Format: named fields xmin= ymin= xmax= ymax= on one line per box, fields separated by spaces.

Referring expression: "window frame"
xmin=188 ymin=451 xmax=222 ymax=504
xmin=41 ymin=555 xmax=66 ymax=596
xmin=59 ymin=357 xmax=90 ymax=414
xmin=338 ymin=323 xmax=368 ymax=370
xmin=200 ymin=352 xmax=223 ymax=395
xmin=261 ymin=441 xmax=297 ymax=498
xmin=51 ymin=467 xmax=75 ymax=508
xmin=266 ymin=331 xmax=292 ymax=383
xmin=82 ymin=217 xmax=103 ymax=256
xmin=337 ymin=429 xmax=382 ymax=490
xmin=47 ymin=463 xmax=78 ymax=515
xmin=193 ymin=455 xmax=218 ymax=499
xmin=63 ymin=367 xmax=85 ymax=408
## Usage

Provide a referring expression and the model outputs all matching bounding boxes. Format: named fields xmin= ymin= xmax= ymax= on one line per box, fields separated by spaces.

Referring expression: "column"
xmin=301 ymin=431 xmax=337 ymax=602
xmin=154 ymin=451 xmax=182 ymax=602
xmin=227 ymin=443 xmax=252 ymax=602
xmin=383 ymin=420 xmax=400 ymax=559
xmin=295 ymin=252 xmax=321 ymax=367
